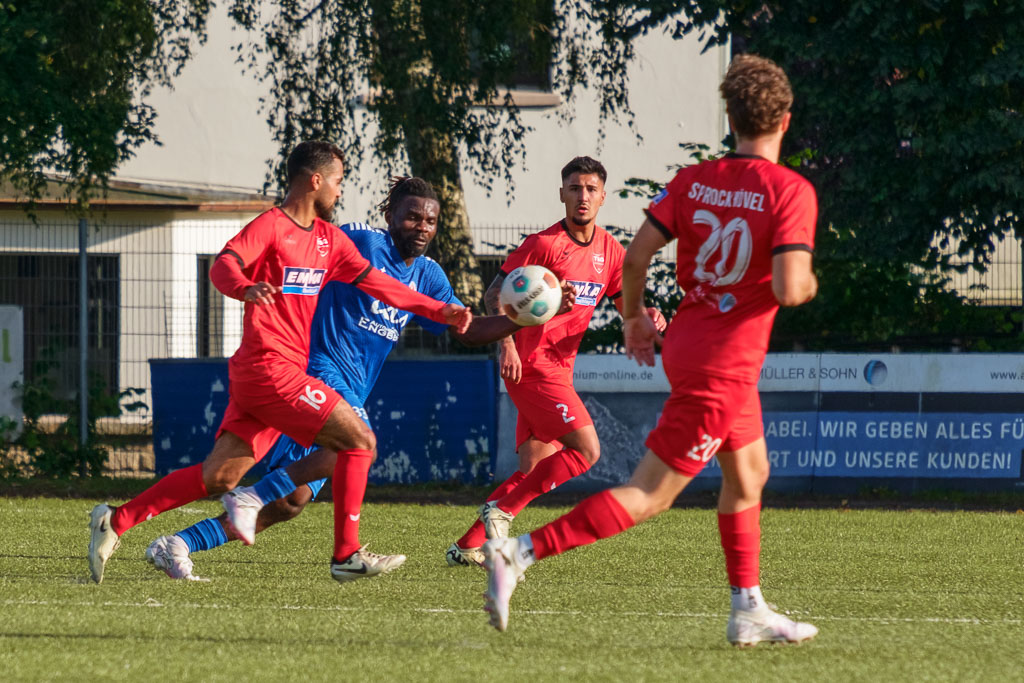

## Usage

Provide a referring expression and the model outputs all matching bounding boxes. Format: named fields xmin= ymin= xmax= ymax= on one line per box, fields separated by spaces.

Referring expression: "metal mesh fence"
xmin=2 ymin=216 xmax=1022 ymax=474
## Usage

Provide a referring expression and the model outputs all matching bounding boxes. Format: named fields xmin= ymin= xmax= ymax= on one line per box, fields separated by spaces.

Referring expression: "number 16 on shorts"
xmin=299 ymin=385 xmax=328 ymax=411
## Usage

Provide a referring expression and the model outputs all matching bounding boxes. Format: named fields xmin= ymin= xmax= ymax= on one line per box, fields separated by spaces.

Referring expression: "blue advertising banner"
xmin=732 ymin=412 xmax=1023 ymax=479
xmin=150 ymin=357 xmax=496 ymax=484
xmin=496 ymin=354 xmax=1024 ymax=492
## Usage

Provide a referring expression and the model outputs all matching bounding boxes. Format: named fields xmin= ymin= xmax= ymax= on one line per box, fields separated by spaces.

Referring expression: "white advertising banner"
xmin=507 ymin=352 xmax=1024 ymax=394
xmin=0 ymin=306 xmax=24 ymax=438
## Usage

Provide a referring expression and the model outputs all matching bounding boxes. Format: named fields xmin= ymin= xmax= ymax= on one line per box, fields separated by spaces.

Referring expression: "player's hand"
xmin=624 ymin=314 xmax=663 ymax=367
xmin=557 ymin=279 xmax=576 ymax=315
xmin=244 ymin=282 xmax=280 ymax=305
xmin=646 ymin=306 xmax=668 ymax=333
xmin=442 ymin=303 xmax=472 ymax=334
xmin=498 ymin=339 xmax=522 ymax=384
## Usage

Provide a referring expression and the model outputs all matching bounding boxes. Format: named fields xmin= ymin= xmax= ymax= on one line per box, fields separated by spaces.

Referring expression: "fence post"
xmin=79 ymin=217 xmax=88 ymax=476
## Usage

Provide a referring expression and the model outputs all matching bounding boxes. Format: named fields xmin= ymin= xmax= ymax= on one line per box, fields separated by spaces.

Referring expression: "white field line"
xmin=2 ymin=598 xmax=1020 ymax=626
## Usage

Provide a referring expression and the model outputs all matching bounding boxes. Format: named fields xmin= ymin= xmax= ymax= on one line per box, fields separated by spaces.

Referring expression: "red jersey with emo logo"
xmin=645 ymin=154 xmax=817 ymax=383
xmin=501 ymin=220 xmax=625 ymax=382
xmin=220 ymin=208 xmax=373 ymax=381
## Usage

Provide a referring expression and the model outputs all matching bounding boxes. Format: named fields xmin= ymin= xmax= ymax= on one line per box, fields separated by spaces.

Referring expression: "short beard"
xmin=570 ymin=215 xmax=590 ymax=226
xmin=314 ymin=199 xmax=335 ymax=222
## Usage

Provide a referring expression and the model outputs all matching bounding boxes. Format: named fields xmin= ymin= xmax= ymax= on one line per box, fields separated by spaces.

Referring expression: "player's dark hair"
xmin=286 ymin=141 xmax=346 ymax=185
xmin=720 ymin=54 xmax=793 ymax=138
xmin=560 ymin=156 xmax=607 ymax=185
xmin=377 ymin=176 xmax=439 ymax=215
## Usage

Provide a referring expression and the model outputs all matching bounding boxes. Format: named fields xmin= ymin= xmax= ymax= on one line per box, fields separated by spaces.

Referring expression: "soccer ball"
xmin=500 ymin=265 xmax=562 ymax=326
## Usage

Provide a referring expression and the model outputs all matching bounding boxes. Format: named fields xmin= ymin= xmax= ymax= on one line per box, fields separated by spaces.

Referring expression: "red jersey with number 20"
xmin=501 ymin=220 xmax=625 ymax=382
xmin=220 ymin=208 xmax=373 ymax=381
xmin=645 ymin=154 xmax=817 ymax=383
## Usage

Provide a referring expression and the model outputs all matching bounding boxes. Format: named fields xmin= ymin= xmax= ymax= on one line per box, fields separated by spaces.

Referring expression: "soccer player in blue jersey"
xmin=145 ymin=177 xmax=572 ymax=582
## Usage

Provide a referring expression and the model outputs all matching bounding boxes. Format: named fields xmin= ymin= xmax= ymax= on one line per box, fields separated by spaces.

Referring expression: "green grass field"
xmin=1 ymin=497 xmax=1022 ymax=682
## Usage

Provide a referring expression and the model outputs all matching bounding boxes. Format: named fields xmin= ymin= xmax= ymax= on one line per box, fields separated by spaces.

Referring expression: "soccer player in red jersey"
xmin=481 ymin=55 xmax=821 ymax=646
xmin=87 ymin=142 xmax=471 ymax=583
xmin=445 ymin=156 xmax=666 ymax=567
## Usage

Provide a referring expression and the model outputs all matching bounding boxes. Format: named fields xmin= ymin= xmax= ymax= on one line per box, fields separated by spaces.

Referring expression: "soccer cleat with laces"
xmin=482 ymin=537 xmax=527 ymax=631
xmin=145 ymin=535 xmax=207 ymax=581
xmin=478 ymin=501 xmax=515 ymax=540
xmin=727 ymin=607 xmax=819 ymax=647
xmin=445 ymin=542 xmax=485 ymax=567
xmin=221 ymin=487 xmax=263 ymax=546
xmin=88 ymin=503 xmax=121 ymax=584
xmin=330 ymin=546 xmax=407 ymax=583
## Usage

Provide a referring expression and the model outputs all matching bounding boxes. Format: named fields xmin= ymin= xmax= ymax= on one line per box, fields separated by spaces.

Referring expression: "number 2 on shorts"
xmin=555 ymin=402 xmax=576 ymax=424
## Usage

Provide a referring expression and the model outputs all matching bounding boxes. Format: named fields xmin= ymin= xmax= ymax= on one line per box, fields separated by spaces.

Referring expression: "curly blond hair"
xmin=719 ymin=54 xmax=793 ymax=138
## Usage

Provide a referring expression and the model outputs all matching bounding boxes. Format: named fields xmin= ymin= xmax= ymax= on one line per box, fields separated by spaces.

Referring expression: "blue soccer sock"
xmin=252 ymin=468 xmax=298 ymax=505
xmin=176 ymin=517 xmax=229 ymax=554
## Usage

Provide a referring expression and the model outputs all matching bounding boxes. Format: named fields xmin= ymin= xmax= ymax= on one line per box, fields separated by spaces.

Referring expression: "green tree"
xmin=0 ymin=1 xmax=211 ymax=207
xmin=607 ymin=1 xmax=1024 ymax=348
xmin=227 ymin=0 xmax=648 ymax=307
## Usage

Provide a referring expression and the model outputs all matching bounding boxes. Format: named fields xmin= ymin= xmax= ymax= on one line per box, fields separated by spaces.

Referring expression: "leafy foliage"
xmin=0 ymin=1 xmax=210 ymax=207
xmin=596 ymin=2 xmax=1024 ymax=350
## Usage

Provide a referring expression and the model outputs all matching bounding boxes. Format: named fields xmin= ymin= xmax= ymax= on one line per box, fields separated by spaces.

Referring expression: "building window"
xmin=196 ymin=255 xmax=225 ymax=358
xmin=0 ymin=253 xmax=119 ymax=407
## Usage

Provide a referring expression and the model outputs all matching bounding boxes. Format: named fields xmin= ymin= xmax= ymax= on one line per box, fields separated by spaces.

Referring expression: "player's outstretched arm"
xmin=209 ymin=251 xmax=281 ymax=304
xmin=622 ymin=220 xmax=669 ymax=367
xmin=356 ymin=268 xmax=472 ymax=333
xmin=771 ymin=249 xmax=817 ymax=306
xmin=450 ymin=315 xmax=520 ymax=347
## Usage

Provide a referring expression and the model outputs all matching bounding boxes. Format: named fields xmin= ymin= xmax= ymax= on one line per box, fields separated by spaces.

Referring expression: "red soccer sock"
xmin=496 ymin=447 xmax=592 ymax=516
xmin=456 ymin=470 xmax=527 ymax=549
xmin=110 ymin=463 xmax=208 ymax=536
xmin=718 ymin=503 xmax=762 ymax=588
xmin=531 ymin=489 xmax=635 ymax=561
xmin=332 ymin=448 xmax=374 ymax=562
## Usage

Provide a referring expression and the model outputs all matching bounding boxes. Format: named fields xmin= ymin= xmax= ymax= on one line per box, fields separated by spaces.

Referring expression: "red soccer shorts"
xmin=645 ymin=369 xmax=762 ymax=477
xmin=216 ymin=358 xmax=343 ymax=461
xmin=505 ymin=376 xmax=594 ymax=449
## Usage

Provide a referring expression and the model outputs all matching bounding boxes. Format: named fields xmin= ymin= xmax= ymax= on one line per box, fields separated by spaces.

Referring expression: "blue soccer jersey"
xmin=261 ymin=222 xmax=462 ymax=497
xmin=306 ymin=222 xmax=461 ymax=404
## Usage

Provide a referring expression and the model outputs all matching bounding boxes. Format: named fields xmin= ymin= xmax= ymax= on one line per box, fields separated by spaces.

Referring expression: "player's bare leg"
xmin=222 ymin=398 xmax=368 ymax=544
xmin=481 ymin=426 xmax=599 ymax=539
xmin=718 ymin=440 xmax=817 ymax=646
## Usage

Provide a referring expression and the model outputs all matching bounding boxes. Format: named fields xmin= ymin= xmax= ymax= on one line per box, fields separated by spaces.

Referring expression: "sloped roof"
xmin=0 ymin=175 xmax=277 ymax=213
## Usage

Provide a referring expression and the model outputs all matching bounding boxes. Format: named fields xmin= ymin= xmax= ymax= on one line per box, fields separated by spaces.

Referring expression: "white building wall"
xmin=117 ymin=5 xmax=729 ymax=232
xmin=0 ymin=210 xmax=256 ymax=418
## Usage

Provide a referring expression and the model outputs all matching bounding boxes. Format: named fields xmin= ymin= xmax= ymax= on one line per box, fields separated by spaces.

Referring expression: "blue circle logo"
xmin=864 ymin=360 xmax=888 ymax=386
xmin=718 ymin=293 xmax=737 ymax=313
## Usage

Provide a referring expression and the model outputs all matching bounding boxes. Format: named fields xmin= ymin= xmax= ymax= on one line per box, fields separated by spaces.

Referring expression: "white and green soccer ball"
xmin=500 ymin=265 xmax=562 ymax=326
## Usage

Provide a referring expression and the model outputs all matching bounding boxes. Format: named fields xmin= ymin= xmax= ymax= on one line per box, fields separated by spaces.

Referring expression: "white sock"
xmin=515 ymin=534 xmax=536 ymax=570
xmin=731 ymin=585 xmax=767 ymax=612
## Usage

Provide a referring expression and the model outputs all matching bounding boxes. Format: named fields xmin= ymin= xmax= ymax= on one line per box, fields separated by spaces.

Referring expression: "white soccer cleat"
xmin=145 ymin=535 xmax=207 ymax=581
xmin=727 ymin=607 xmax=819 ymax=647
xmin=330 ymin=546 xmax=407 ymax=584
xmin=445 ymin=542 xmax=485 ymax=567
xmin=88 ymin=503 xmax=121 ymax=584
xmin=221 ymin=487 xmax=263 ymax=546
xmin=478 ymin=501 xmax=515 ymax=540
xmin=482 ymin=537 xmax=526 ymax=632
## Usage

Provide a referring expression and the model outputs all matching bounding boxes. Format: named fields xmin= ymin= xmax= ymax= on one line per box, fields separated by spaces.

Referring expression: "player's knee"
xmin=322 ymin=423 xmax=376 ymax=453
xmin=202 ymin=466 xmax=244 ymax=494
xmin=579 ymin=443 xmax=600 ymax=466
